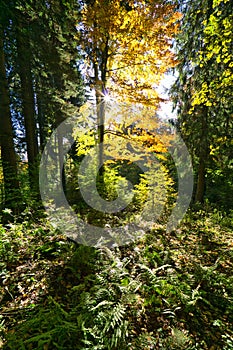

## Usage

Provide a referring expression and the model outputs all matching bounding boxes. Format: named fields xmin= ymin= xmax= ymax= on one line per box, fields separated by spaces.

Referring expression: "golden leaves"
xmin=80 ymin=0 xmax=179 ymax=108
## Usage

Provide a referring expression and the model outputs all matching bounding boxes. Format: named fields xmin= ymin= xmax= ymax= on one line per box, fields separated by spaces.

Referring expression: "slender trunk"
xmin=95 ymin=85 xmax=105 ymax=225
xmin=36 ymin=89 xmax=46 ymax=152
xmin=195 ymin=157 xmax=205 ymax=203
xmin=57 ymin=128 xmax=66 ymax=197
xmin=95 ymin=86 xmax=105 ymax=177
xmin=53 ymin=103 xmax=67 ymax=199
xmin=195 ymin=0 xmax=213 ymax=204
xmin=16 ymin=21 xmax=39 ymax=194
xmin=93 ymin=29 xmax=109 ymax=178
xmin=97 ymin=35 xmax=109 ymax=177
xmin=195 ymin=107 xmax=208 ymax=203
xmin=0 ymin=26 xmax=20 ymax=209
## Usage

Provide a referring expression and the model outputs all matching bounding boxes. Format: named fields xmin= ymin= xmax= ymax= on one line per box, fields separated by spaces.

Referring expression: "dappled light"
xmin=0 ymin=0 xmax=232 ymax=349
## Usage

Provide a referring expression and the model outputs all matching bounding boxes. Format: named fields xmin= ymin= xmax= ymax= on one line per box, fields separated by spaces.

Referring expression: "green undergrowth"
xmin=0 ymin=208 xmax=233 ymax=349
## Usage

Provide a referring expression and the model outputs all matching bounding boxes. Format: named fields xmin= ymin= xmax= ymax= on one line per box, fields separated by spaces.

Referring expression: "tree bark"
xmin=195 ymin=157 xmax=206 ymax=203
xmin=16 ymin=21 xmax=39 ymax=194
xmin=195 ymin=107 xmax=208 ymax=203
xmin=0 ymin=25 xmax=20 ymax=209
xmin=36 ymin=89 xmax=46 ymax=152
xmin=95 ymin=86 xmax=105 ymax=177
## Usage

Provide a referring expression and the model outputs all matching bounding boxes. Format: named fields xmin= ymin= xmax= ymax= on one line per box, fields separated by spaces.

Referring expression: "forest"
xmin=0 ymin=0 xmax=232 ymax=349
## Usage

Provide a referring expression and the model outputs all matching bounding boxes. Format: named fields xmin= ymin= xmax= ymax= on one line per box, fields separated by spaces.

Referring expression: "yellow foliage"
xmin=194 ymin=2 xmax=233 ymax=108
xmin=80 ymin=0 xmax=181 ymax=106
xmin=76 ymin=132 xmax=96 ymax=157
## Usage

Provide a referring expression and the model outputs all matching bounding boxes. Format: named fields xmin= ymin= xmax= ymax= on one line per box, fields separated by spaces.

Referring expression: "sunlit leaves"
xmin=193 ymin=0 xmax=233 ymax=108
xmin=80 ymin=0 xmax=181 ymax=105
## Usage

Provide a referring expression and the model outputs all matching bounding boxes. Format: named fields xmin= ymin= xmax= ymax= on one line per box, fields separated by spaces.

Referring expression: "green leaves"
xmin=2 ymin=208 xmax=233 ymax=349
xmin=171 ymin=0 xmax=233 ymax=204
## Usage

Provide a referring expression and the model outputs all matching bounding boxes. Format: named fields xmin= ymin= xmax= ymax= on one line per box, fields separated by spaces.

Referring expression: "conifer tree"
xmin=172 ymin=0 xmax=232 ymax=204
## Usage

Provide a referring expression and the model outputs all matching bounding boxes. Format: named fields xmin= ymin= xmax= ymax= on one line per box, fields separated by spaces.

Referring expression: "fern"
xmin=109 ymin=302 xmax=126 ymax=331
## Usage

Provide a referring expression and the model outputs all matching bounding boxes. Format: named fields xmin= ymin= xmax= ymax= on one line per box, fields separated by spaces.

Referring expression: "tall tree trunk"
xmin=195 ymin=3 xmax=214 ymax=204
xmin=57 ymin=128 xmax=66 ymax=198
xmin=54 ymin=108 xmax=67 ymax=200
xmin=0 ymin=25 xmax=20 ymax=209
xmin=195 ymin=157 xmax=206 ymax=203
xmin=16 ymin=21 xmax=39 ymax=194
xmin=95 ymin=84 xmax=105 ymax=225
xmin=36 ymin=89 xmax=46 ymax=152
xmin=95 ymin=86 xmax=105 ymax=178
xmin=195 ymin=107 xmax=208 ymax=203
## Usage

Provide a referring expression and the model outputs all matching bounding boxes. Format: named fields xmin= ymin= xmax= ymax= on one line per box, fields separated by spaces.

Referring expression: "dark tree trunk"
xmin=195 ymin=157 xmax=206 ymax=203
xmin=36 ymin=90 xmax=46 ymax=152
xmin=95 ymin=36 xmax=109 ymax=178
xmin=195 ymin=107 xmax=208 ymax=203
xmin=57 ymin=128 xmax=66 ymax=198
xmin=16 ymin=21 xmax=39 ymax=194
xmin=0 ymin=25 xmax=20 ymax=209
xmin=95 ymin=86 xmax=105 ymax=178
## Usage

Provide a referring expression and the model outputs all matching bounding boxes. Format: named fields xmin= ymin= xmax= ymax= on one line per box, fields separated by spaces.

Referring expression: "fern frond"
xmin=109 ymin=302 xmax=126 ymax=330
xmin=91 ymin=300 xmax=114 ymax=311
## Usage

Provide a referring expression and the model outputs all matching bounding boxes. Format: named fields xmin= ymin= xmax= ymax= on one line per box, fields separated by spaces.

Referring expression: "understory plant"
xmin=2 ymin=208 xmax=233 ymax=349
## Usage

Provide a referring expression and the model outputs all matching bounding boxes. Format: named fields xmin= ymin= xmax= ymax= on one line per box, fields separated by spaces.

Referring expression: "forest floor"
xmin=0 ymin=207 xmax=233 ymax=349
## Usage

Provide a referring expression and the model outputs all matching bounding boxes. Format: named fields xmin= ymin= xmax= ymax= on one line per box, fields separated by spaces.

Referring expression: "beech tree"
xmin=80 ymin=0 xmax=181 ymax=173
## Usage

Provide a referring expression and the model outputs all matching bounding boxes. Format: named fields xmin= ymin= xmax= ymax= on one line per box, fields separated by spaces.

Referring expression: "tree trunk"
xmin=195 ymin=107 xmax=208 ymax=203
xmin=0 ymin=25 xmax=20 ymax=209
xmin=16 ymin=21 xmax=39 ymax=194
xmin=195 ymin=157 xmax=206 ymax=203
xmin=57 ymin=128 xmax=66 ymax=198
xmin=95 ymin=86 xmax=105 ymax=177
xmin=36 ymin=89 xmax=46 ymax=152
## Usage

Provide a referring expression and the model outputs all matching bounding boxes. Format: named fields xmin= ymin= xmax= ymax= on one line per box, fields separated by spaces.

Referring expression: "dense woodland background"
xmin=0 ymin=0 xmax=233 ymax=349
